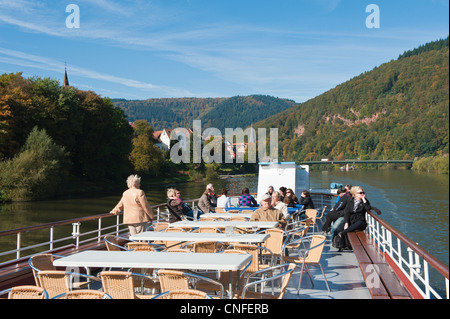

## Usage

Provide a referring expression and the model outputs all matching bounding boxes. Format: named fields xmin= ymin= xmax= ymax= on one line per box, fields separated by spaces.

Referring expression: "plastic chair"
xmin=235 ymin=263 xmax=296 ymax=299
xmin=0 ymin=285 xmax=48 ymax=299
xmin=152 ymin=289 xmax=213 ymax=299
xmin=282 ymin=235 xmax=330 ymax=295
xmin=52 ymin=289 xmax=112 ymax=299
xmin=100 ymin=271 xmax=156 ymax=299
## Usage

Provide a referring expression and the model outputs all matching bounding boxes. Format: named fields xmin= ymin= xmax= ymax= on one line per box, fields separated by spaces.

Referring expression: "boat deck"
xmin=283 ymin=235 xmax=371 ymax=299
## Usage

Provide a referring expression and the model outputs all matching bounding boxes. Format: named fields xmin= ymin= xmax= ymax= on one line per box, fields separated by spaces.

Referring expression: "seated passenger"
xmin=250 ymin=194 xmax=287 ymax=229
xmin=167 ymin=188 xmax=195 ymax=220
xmin=299 ymin=190 xmax=314 ymax=209
xmin=284 ymin=188 xmax=300 ymax=207
xmin=272 ymin=191 xmax=288 ymax=218
xmin=238 ymin=187 xmax=258 ymax=207
xmin=217 ymin=188 xmax=231 ymax=208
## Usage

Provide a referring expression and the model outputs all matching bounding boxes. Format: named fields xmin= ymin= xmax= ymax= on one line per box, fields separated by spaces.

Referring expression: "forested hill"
xmin=254 ymin=37 xmax=449 ymax=162
xmin=112 ymin=95 xmax=296 ymax=131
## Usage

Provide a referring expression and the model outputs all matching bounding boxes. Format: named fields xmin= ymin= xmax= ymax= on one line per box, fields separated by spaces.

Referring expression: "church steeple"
xmin=63 ymin=65 xmax=69 ymax=88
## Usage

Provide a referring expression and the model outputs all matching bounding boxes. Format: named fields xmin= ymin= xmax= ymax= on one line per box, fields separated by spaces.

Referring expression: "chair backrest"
xmin=193 ymin=241 xmax=221 ymax=253
xmin=104 ymin=235 xmax=123 ymax=251
xmin=201 ymin=216 xmax=220 ymax=221
xmin=63 ymin=289 xmax=111 ymax=299
xmin=163 ymin=227 xmax=186 ymax=248
xmin=305 ymin=235 xmax=326 ymax=263
xmin=127 ymin=242 xmax=156 ymax=252
xmin=277 ymin=263 xmax=296 ymax=299
xmin=154 ymin=289 xmax=212 ymax=299
xmin=29 ymin=253 xmax=56 ymax=286
xmin=305 ymin=209 xmax=318 ymax=223
xmin=215 ymin=207 xmax=226 ymax=213
xmin=232 ymin=244 xmax=260 ymax=272
xmin=227 ymin=210 xmax=239 ymax=214
xmin=157 ymin=269 xmax=190 ymax=292
xmin=153 ymin=222 xmax=170 ymax=232
xmin=37 ymin=270 xmax=70 ymax=299
xmin=198 ymin=227 xmax=221 ymax=233
xmin=262 ymin=228 xmax=285 ymax=255
xmin=228 ymin=216 xmax=248 ymax=221
xmin=3 ymin=285 xmax=48 ymax=299
xmin=317 ymin=206 xmax=327 ymax=220
xmin=219 ymin=250 xmax=251 ymax=287
xmin=100 ymin=271 xmax=136 ymax=299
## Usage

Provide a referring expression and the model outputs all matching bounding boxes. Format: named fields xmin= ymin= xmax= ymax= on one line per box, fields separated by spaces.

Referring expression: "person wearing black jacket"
xmin=335 ymin=186 xmax=371 ymax=250
xmin=321 ymin=188 xmax=351 ymax=233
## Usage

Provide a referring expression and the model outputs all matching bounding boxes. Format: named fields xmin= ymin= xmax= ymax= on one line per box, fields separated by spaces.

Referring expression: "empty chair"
xmin=37 ymin=270 xmax=70 ymax=299
xmin=104 ymin=235 xmax=129 ymax=251
xmin=29 ymin=254 xmax=100 ymax=293
xmin=310 ymin=206 xmax=327 ymax=233
xmin=198 ymin=227 xmax=222 ymax=233
xmin=152 ymin=289 xmax=213 ymax=299
xmin=282 ymin=235 xmax=330 ymax=295
xmin=304 ymin=209 xmax=318 ymax=234
xmin=260 ymin=228 xmax=287 ymax=264
xmin=100 ymin=271 xmax=155 ymax=299
xmin=231 ymin=244 xmax=274 ymax=274
xmin=195 ymin=250 xmax=252 ymax=297
xmin=157 ymin=269 xmax=190 ymax=292
xmin=183 ymin=241 xmax=225 ymax=253
xmin=235 ymin=263 xmax=296 ymax=299
xmin=52 ymin=289 xmax=112 ymax=299
xmin=163 ymin=227 xmax=187 ymax=249
xmin=0 ymin=285 xmax=48 ymax=299
xmin=127 ymin=242 xmax=163 ymax=251
xmin=157 ymin=269 xmax=225 ymax=299
xmin=28 ymin=253 xmax=58 ymax=286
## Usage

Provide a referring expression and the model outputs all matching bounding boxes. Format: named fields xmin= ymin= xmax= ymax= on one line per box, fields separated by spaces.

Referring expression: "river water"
xmin=1 ymin=169 xmax=448 ymax=269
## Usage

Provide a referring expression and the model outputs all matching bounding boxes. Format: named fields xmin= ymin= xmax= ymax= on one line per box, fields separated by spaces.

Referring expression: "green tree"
xmin=129 ymin=120 xmax=164 ymax=175
xmin=0 ymin=127 xmax=69 ymax=200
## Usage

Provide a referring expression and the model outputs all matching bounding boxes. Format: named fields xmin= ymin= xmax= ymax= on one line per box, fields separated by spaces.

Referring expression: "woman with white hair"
xmin=110 ymin=174 xmax=153 ymax=235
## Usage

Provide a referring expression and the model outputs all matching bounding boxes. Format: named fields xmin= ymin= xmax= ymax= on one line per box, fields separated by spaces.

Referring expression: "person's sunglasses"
xmin=358 ymin=191 xmax=365 ymax=194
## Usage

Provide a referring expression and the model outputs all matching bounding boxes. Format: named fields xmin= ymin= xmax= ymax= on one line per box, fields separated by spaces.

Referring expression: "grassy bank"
xmin=412 ymin=156 xmax=449 ymax=174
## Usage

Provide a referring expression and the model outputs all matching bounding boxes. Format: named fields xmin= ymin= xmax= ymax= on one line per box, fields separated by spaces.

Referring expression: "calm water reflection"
xmin=1 ymin=170 xmax=448 ymax=267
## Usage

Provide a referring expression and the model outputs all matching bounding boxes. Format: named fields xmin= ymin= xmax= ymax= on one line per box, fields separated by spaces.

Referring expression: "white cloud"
xmin=0 ymin=47 xmax=197 ymax=97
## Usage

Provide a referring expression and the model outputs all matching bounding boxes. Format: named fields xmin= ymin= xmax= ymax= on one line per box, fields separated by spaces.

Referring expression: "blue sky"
xmin=0 ymin=0 xmax=448 ymax=102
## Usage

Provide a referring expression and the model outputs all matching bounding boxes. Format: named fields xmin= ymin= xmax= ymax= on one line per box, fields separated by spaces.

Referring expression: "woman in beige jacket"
xmin=110 ymin=175 xmax=153 ymax=235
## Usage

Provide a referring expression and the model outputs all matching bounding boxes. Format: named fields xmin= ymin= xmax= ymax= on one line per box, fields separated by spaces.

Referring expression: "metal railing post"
xmin=72 ymin=222 xmax=81 ymax=248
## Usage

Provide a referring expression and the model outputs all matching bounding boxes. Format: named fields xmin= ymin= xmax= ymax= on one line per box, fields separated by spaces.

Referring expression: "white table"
xmin=200 ymin=213 xmax=252 ymax=219
xmin=54 ymin=250 xmax=251 ymax=298
xmin=169 ymin=220 xmax=278 ymax=229
xmin=130 ymin=231 xmax=270 ymax=243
